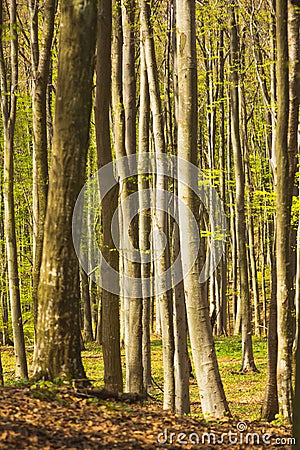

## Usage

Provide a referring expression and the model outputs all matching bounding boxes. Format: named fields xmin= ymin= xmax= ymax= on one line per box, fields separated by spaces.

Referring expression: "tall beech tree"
xmin=95 ymin=0 xmax=123 ymax=393
xmin=0 ymin=0 xmax=28 ymax=379
xmin=176 ymin=0 xmax=230 ymax=419
xmin=120 ymin=0 xmax=144 ymax=395
xmin=29 ymin=0 xmax=56 ymax=334
xmin=138 ymin=43 xmax=152 ymax=392
xmin=294 ymin=218 xmax=300 ymax=444
xmin=275 ymin=0 xmax=294 ymax=424
xmin=33 ymin=0 xmax=96 ymax=380
xmin=229 ymin=4 xmax=257 ymax=373
xmin=140 ymin=0 xmax=175 ymax=410
xmin=110 ymin=0 xmax=144 ymax=394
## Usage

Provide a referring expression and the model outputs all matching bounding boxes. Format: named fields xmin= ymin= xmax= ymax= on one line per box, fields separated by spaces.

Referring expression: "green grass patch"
xmin=1 ymin=335 xmax=268 ymax=421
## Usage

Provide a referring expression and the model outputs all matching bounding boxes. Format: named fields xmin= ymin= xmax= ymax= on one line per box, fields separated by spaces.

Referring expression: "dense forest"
xmin=0 ymin=0 xmax=300 ymax=447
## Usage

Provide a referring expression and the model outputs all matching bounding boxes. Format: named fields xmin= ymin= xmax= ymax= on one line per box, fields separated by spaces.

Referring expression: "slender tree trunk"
xmin=80 ymin=268 xmax=93 ymax=343
xmin=260 ymin=219 xmax=268 ymax=334
xmin=140 ymin=0 xmax=175 ymax=410
xmin=113 ymin=0 xmax=143 ymax=394
xmin=230 ymin=4 xmax=257 ymax=372
xmin=172 ymin=221 xmax=190 ymax=415
xmin=111 ymin=0 xmax=127 ymax=358
xmin=176 ymin=0 xmax=230 ymax=419
xmin=0 ymin=0 xmax=28 ymax=380
xmin=0 ymin=189 xmax=10 ymax=346
xmin=218 ymin=27 xmax=227 ymax=336
xmin=121 ymin=1 xmax=144 ymax=394
xmin=293 ymin=218 xmax=300 ymax=442
xmin=29 ymin=0 xmax=56 ymax=335
xmin=261 ymin=221 xmax=278 ymax=420
xmin=95 ymin=0 xmax=123 ymax=393
xmin=0 ymin=347 xmax=3 ymax=385
xmin=33 ymin=0 xmax=96 ymax=381
xmin=171 ymin=0 xmax=189 ymax=414
xmin=138 ymin=44 xmax=152 ymax=392
xmin=275 ymin=0 xmax=294 ymax=424
xmin=227 ymin=115 xmax=239 ymax=335
xmin=96 ymin=294 xmax=102 ymax=345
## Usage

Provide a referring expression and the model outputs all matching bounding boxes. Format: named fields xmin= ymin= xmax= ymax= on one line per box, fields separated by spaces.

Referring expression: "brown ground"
xmin=0 ymin=387 xmax=293 ymax=449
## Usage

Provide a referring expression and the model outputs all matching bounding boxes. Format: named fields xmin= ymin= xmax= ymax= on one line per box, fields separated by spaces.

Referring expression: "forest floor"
xmin=0 ymin=337 xmax=295 ymax=449
xmin=0 ymin=385 xmax=294 ymax=449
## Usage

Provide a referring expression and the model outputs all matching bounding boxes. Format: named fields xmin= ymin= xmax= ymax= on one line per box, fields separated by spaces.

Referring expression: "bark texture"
xmin=275 ymin=0 xmax=294 ymax=424
xmin=176 ymin=0 xmax=230 ymax=419
xmin=33 ymin=0 xmax=96 ymax=380
xmin=0 ymin=0 xmax=28 ymax=379
xmin=95 ymin=0 xmax=123 ymax=393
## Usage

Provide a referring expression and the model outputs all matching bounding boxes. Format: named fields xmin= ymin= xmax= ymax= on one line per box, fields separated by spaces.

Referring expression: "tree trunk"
xmin=172 ymin=222 xmax=190 ymax=415
xmin=293 ymin=222 xmax=300 ymax=442
xmin=0 ymin=347 xmax=3 ymax=385
xmin=275 ymin=0 xmax=294 ymax=424
xmin=218 ymin=27 xmax=227 ymax=337
xmin=176 ymin=0 xmax=230 ymax=420
xmin=0 ymin=0 xmax=28 ymax=380
xmin=112 ymin=0 xmax=143 ymax=394
xmin=0 ymin=189 xmax=10 ymax=346
xmin=261 ymin=222 xmax=278 ymax=421
xmin=95 ymin=0 xmax=123 ymax=393
xmin=138 ymin=43 xmax=152 ymax=392
xmin=80 ymin=268 xmax=93 ymax=343
xmin=33 ymin=0 xmax=96 ymax=381
xmin=140 ymin=0 xmax=175 ymax=410
xmin=230 ymin=4 xmax=257 ymax=372
xmin=29 ymin=0 xmax=56 ymax=336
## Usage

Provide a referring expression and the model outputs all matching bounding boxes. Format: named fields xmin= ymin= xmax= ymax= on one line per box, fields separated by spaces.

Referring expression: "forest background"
xmin=0 ymin=0 xmax=300 ymax=447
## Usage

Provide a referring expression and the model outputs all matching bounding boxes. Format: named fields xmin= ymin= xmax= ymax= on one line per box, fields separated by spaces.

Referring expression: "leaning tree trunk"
xmin=33 ymin=0 xmax=96 ymax=381
xmin=176 ymin=0 xmax=230 ymax=419
xmin=0 ymin=0 xmax=28 ymax=380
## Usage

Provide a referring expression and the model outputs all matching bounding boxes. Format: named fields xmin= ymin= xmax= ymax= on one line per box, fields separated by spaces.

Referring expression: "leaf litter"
xmin=0 ymin=387 xmax=293 ymax=449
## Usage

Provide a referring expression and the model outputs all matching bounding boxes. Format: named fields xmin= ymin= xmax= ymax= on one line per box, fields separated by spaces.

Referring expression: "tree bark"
xmin=80 ymin=268 xmax=93 ymax=343
xmin=172 ymin=222 xmax=190 ymax=415
xmin=95 ymin=0 xmax=123 ymax=393
xmin=261 ymin=222 xmax=278 ymax=420
xmin=140 ymin=0 xmax=175 ymax=410
xmin=138 ymin=43 xmax=152 ymax=392
xmin=176 ymin=0 xmax=230 ymax=419
xmin=0 ymin=0 xmax=28 ymax=380
xmin=33 ymin=0 xmax=96 ymax=381
xmin=230 ymin=4 xmax=257 ymax=372
xmin=275 ymin=0 xmax=294 ymax=424
xmin=294 ymin=171 xmax=300 ymax=448
xmin=29 ymin=0 xmax=56 ymax=335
